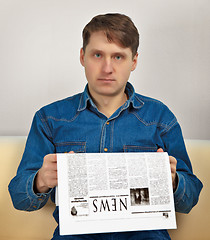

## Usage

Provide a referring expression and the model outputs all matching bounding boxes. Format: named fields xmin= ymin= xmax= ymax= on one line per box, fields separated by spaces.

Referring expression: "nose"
xmin=102 ymin=58 xmax=113 ymax=74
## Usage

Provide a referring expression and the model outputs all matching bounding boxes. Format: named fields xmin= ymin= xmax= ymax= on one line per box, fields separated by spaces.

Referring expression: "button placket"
xmin=101 ymin=120 xmax=111 ymax=153
xmin=104 ymin=121 xmax=110 ymax=152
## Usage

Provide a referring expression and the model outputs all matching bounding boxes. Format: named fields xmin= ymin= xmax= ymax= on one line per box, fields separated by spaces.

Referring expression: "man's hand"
xmin=35 ymin=154 xmax=58 ymax=193
xmin=35 ymin=151 xmax=74 ymax=194
xmin=157 ymin=148 xmax=178 ymax=191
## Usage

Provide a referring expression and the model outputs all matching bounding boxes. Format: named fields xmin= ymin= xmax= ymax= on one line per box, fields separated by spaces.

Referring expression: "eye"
xmin=95 ymin=53 xmax=101 ymax=58
xmin=115 ymin=55 xmax=122 ymax=60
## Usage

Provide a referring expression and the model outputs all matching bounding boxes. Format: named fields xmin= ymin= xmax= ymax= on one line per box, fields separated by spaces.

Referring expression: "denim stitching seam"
xmin=37 ymin=111 xmax=53 ymax=139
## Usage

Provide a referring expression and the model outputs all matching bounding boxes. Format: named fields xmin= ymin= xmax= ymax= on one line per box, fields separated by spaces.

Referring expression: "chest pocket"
xmin=55 ymin=142 xmax=86 ymax=153
xmin=123 ymin=145 xmax=157 ymax=152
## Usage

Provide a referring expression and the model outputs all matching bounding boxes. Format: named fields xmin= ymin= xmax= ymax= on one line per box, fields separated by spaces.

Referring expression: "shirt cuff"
xmin=26 ymin=171 xmax=53 ymax=210
xmin=173 ymin=171 xmax=185 ymax=204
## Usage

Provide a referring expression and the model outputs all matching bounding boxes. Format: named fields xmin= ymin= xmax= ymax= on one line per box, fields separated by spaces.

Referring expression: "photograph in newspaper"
xmin=57 ymin=152 xmax=176 ymax=235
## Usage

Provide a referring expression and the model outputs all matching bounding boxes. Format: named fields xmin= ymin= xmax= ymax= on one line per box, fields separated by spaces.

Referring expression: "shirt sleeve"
xmin=8 ymin=110 xmax=55 ymax=211
xmin=161 ymin=121 xmax=203 ymax=213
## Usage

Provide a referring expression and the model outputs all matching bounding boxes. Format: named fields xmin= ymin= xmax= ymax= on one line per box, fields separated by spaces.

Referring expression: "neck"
xmin=90 ymin=92 xmax=128 ymax=118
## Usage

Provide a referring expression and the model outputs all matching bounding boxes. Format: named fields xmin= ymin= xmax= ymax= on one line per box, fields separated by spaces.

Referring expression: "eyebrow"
xmin=89 ymin=49 xmax=128 ymax=56
xmin=89 ymin=49 xmax=103 ymax=54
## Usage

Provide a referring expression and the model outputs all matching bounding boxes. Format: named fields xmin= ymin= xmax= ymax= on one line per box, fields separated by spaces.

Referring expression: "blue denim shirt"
xmin=9 ymin=82 xmax=203 ymax=240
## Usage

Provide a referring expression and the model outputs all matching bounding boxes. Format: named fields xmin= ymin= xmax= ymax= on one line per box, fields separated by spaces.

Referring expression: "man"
xmin=9 ymin=13 xmax=203 ymax=240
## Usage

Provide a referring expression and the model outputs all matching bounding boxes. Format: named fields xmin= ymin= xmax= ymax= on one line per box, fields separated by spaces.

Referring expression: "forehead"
xmin=86 ymin=31 xmax=132 ymax=55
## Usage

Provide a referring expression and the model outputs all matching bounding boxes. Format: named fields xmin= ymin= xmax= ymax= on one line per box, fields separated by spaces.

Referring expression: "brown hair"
xmin=82 ymin=13 xmax=139 ymax=58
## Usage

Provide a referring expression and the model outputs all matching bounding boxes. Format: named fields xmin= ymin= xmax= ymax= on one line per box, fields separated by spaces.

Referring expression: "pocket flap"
xmin=123 ymin=145 xmax=157 ymax=152
xmin=55 ymin=142 xmax=86 ymax=153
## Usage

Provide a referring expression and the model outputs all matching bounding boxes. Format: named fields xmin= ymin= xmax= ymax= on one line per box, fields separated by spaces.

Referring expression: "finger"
xmin=169 ymin=156 xmax=177 ymax=167
xmin=43 ymin=159 xmax=57 ymax=171
xmin=69 ymin=151 xmax=74 ymax=153
xmin=169 ymin=156 xmax=177 ymax=179
xmin=51 ymin=162 xmax=58 ymax=171
xmin=50 ymin=154 xmax=57 ymax=162
xmin=157 ymin=148 xmax=164 ymax=152
xmin=170 ymin=164 xmax=176 ymax=174
xmin=45 ymin=178 xmax=58 ymax=189
xmin=44 ymin=154 xmax=57 ymax=163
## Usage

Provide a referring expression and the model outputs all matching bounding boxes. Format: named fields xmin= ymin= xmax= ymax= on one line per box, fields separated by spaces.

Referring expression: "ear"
xmin=80 ymin=48 xmax=85 ymax=67
xmin=131 ymin=52 xmax=138 ymax=71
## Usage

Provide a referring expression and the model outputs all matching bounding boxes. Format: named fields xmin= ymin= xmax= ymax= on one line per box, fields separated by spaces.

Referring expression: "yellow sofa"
xmin=0 ymin=137 xmax=209 ymax=240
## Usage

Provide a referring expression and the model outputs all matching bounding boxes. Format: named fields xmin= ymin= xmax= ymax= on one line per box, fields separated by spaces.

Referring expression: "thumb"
xmin=157 ymin=148 xmax=164 ymax=152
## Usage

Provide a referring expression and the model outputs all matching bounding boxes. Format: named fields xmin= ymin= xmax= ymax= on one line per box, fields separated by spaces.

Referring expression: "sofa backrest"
xmin=169 ymin=140 xmax=209 ymax=240
xmin=0 ymin=137 xmax=56 ymax=240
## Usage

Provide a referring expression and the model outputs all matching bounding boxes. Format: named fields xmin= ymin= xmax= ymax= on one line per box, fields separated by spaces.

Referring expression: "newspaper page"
xmin=57 ymin=152 xmax=176 ymax=235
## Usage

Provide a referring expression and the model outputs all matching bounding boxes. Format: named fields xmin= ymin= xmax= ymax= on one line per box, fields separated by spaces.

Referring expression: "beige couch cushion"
xmin=0 ymin=137 xmax=209 ymax=239
xmin=169 ymin=140 xmax=209 ymax=240
xmin=0 ymin=137 xmax=56 ymax=240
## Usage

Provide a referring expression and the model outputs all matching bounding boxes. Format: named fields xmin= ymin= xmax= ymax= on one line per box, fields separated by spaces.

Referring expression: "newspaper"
xmin=57 ymin=152 xmax=176 ymax=235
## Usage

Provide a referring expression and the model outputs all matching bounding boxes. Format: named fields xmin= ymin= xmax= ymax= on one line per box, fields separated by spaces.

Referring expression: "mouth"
xmin=98 ymin=78 xmax=115 ymax=82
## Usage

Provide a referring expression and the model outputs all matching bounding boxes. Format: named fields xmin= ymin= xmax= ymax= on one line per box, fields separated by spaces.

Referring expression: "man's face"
xmin=80 ymin=31 xmax=138 ymax=100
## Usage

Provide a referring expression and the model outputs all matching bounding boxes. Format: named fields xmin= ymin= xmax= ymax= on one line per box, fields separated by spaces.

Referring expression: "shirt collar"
xmin=77 ymin=82 xmax=144 ymax=112
xmin=126 ymin=82 xmax=144 ymax=109
xmin=77 ymin=84 xmax=91 ymax=111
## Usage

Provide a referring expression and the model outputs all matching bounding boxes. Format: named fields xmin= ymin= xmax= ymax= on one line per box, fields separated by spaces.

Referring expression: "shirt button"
xmin=106 ymin=122 xmax=110 ymax=125
xmin=104 ymin=148 xmax=108 ymax=152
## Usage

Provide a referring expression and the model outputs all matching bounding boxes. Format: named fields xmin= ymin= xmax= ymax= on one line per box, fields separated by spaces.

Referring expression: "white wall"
xmin=0 ymin=0 xmax=209 ymax=139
